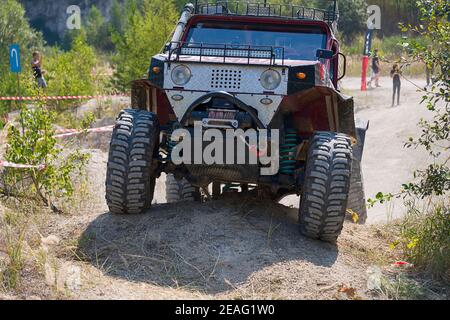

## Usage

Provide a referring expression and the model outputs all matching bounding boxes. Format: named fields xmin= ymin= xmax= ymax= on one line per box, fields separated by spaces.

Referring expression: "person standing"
xmin=31 ymin=51 xmax=47 ymax=90
xmin=368 ymin=49 xmax=381 ymax=88
xmin=390 ymin=64 xmax=402 ymax=107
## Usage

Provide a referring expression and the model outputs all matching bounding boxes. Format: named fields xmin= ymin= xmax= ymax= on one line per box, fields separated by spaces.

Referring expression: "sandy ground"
xmin=16 ymin=150 xmax=390 ymax=300
xmin=1 ymin=77 xmax=443 ymax=300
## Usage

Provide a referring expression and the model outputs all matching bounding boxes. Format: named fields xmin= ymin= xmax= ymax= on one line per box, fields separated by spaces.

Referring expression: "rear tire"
xmin=347 ymin=158 xmax=368 ymax=224
xmin=347 ymin=121 xmax=369 ymax=224
xmin=105 ymin=109 xmax=159 ymax=214
xmin=299 ymin=132 xmax=352 ymax=243
xmin=165 ymin=174 xmax=201 ymax=203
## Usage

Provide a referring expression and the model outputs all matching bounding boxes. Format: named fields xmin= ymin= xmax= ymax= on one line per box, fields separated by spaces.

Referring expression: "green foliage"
xmin=112 ymin=0 xmax=178 ymax=90
xmin=337 ymin=0 xmax=368 ymax=44
xmin=43 ymin=35 xmax=99 ymax=98
xmin=392 ymin=202 xmax=450 ymax=280
xmin=0 ymin=0 xmax=44 ymax=115
xmin=400 ymin=0 xmax=450 ymax=199
xmin=110 ymin=0 xmax=126 ymax=36
xmin=86 ymin=5 xmax=115 ymax=52
xmin=3 ymin=98 xmax=90 ymax=210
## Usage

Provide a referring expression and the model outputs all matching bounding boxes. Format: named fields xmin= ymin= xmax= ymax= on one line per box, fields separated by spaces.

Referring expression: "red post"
xmin=361 ymin=56 xmax=369 ymax=91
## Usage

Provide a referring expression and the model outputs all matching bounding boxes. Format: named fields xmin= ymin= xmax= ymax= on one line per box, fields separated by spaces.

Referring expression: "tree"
xmin=337 ymin=0 xmax=368 ymax=44
xmin=0 ymin=0 xmax=44 ymax=117
xmin=44 ymin=34 xmax=98 ymax=97
xmin=85 ymin=5 xmax=114 ymax=52
xmin=400 ymin=0 xmax=449 ymax=198
xmin=110 ymin=0 xmax=125 ymax=36
xmin=112 ymin=0 xmax=178 ymax=90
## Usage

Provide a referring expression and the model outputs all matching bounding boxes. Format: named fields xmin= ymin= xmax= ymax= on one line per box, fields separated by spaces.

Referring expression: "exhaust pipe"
xmin=170 ymin=3 xmax=195 ymax=50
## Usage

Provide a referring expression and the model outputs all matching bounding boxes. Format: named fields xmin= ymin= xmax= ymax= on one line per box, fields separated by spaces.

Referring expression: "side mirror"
xmin=338 ymin=52 xmax=347 ymax=81
xmin=316 ymin=49 xmax=334 ymax=60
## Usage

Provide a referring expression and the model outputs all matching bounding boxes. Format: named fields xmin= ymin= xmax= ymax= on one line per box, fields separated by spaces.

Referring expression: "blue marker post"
xmin=9 ymin=44 xmax=23 ymax=129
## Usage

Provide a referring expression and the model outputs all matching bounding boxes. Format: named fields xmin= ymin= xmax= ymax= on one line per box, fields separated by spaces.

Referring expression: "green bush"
xmin=112 ymin=0 xmax=178 ymax=90
xmin=44 ymin=35 xmax=98 ymax=97
xmin=3 ymin=97 xmax=90 ymax=211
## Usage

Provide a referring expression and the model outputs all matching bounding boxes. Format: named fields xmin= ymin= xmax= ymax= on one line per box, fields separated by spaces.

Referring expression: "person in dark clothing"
xmin=32 ymin=51 xmax=47 ymax=89
xmin=390 ymin=64 xmax=402 ymax=107
xmin=368 ymin=49 xmax=381 ymax=88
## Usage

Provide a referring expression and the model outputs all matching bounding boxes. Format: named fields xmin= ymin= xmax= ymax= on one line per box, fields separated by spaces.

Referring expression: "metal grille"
xmin=210 ymin=69 xmax=242 ymax=90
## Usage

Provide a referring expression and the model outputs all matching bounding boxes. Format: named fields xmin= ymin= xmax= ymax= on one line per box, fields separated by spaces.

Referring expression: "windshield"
xmin=184 ymin=22 xmax=327 ymax=61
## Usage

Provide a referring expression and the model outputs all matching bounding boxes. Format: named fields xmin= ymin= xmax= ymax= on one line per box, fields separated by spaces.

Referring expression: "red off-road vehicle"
xmin=105 ymin=1 xmax=368 ymax=242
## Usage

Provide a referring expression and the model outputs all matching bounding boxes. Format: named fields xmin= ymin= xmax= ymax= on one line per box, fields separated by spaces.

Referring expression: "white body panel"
xmin=163 ymin=62 xmax=288 ymax=126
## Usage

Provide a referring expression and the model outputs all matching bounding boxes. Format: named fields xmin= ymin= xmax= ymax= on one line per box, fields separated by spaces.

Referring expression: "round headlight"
xmin=171 ymin=65 xmax=192 ymax=86
xmin=260 ymin=69 xmax=281 ymax=90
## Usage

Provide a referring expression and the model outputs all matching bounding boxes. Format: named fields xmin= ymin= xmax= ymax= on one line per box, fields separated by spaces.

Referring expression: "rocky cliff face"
xmin=19 ymin=0 xmax=116 ymax=44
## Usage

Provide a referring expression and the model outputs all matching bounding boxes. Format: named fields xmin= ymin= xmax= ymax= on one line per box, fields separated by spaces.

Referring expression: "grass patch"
xmin=392 ymin=200 xmax=450 ymax=281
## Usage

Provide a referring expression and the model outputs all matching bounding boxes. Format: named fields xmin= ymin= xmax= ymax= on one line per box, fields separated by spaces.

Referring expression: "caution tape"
xmin=0 ymin=94 xmax=128 ymax=101
xmin=0 ymin=160 xmax=46 ymax=170
xmin=53 ymin=125 xmax=114 ymax=138
xmin=0 ymin=125 xmax=114 ymax=170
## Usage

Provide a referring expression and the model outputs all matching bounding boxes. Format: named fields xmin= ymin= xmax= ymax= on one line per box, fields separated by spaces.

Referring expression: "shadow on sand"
xmin=77 ymin=193 xmax=338 ymax=294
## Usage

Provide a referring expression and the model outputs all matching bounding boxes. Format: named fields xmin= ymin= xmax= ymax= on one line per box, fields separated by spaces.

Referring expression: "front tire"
xmin=105 ymin=109 xmax=159 ymax=214
xmin=299 ymin=132 xmax=352 ymax=243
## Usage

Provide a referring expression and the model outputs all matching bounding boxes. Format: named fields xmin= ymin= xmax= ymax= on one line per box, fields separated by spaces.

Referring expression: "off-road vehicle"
xmin=105 ymin=0 xmax=369 ymax=242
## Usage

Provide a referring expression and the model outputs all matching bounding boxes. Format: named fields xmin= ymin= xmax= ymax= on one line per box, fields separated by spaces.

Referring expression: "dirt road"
xmin=27 ymin=150 xmax=387 ymax=300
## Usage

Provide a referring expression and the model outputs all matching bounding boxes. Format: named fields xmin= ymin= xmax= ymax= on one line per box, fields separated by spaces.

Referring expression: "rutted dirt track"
xmin=1 ymin=77 xmax=434 ymax=299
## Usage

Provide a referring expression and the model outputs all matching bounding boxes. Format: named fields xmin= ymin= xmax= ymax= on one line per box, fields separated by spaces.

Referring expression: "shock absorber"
xmin=279 ymin=128 xmax=298 ymax=175
xmin=166 ymin=123 xmax=178 ymax=159
xmin=223 ymin=183 xmax=241 ymax=192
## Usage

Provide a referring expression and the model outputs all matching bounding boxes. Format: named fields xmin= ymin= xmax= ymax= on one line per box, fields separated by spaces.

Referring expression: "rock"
xmin=20 ymin=0 xmax=116 ymax=45
xmin=41 ymin=235 xmax=61 ymax=247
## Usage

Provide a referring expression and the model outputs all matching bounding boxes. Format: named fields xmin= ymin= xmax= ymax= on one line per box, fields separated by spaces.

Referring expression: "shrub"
xmin=3 ymin=97 xmax=90 ymax=212
xmin=44 ymin=35 xmax=98 ymax=98
xmin=393 ymin=201 xmax=450 ymax=280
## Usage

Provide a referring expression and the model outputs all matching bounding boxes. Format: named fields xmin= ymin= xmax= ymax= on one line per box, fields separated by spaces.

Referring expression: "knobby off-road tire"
xmin=299 ymin=132 xmax=352 ymax=243
xmin=347 ymin=122 xmax=369 ymax=224
xmin=165 ymin=174 xmax=201 ymax=203
xmin=105 ymin=109 xmax=159 ymax=214
xmin=347 ymin=158 xmax=368 ymax=224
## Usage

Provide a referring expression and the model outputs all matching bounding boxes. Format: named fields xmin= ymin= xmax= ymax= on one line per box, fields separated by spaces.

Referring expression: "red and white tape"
xmin=0 ymin=94 xmax=128 ymax=101
xmin=0 ymin=160 xmax=46 ymax=170
xmin=53 ymin=125 xmax=114 ymax=138
xmin=0 ymin=125 xmax=114 ymax=170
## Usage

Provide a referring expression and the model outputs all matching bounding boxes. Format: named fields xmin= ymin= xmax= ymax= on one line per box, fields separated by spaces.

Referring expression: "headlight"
xmin=171 ymin=65 xmax=192 ymax=86
xmin=260 ymin=69 xmax=281 ymax=90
